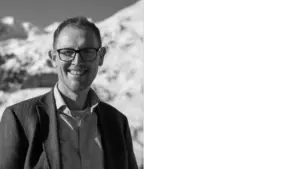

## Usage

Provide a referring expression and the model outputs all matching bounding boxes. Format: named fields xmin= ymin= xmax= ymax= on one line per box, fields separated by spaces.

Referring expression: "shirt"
xmin=53 ymin=84 xmax=105 ymax=169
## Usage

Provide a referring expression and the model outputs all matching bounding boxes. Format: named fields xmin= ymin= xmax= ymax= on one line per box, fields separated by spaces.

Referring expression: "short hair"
xmin=53 ymin=16 xmax=102 ymax=49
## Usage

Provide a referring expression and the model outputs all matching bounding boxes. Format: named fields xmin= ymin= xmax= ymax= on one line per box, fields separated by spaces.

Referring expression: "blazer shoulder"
xmin=4 ymin=93 xmax=47 ymax=123
xmin=6 ymin=94 xmax=43 ymax=113
xmin=98 ymin=101 xmax=128 ymax=121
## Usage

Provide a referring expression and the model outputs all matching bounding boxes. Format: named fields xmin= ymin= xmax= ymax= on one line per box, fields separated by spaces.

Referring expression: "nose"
xmin=72 ymin=52 xmax=83 ymax=64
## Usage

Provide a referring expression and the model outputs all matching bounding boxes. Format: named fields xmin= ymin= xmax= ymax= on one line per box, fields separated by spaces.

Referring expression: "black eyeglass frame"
xmin=56 ymin=47 xmax=101 ymax=62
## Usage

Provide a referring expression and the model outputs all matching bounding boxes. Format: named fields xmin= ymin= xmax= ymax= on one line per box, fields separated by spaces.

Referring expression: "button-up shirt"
xmin=53 ymin=84 xmax=105 ymax=169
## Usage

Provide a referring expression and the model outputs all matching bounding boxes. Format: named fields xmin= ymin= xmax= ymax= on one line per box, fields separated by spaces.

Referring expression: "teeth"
xmin=69 ymin=70 xmax=86 ymax=75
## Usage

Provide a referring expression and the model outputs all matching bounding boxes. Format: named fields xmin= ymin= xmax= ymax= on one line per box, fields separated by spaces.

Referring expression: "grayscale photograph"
xmin=0 ymin=0 xmax=143 ymax=168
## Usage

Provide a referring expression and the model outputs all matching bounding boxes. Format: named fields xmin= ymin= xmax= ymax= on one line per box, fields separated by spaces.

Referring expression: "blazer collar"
xmin=36 ymin=89 xmax=61 ymax=169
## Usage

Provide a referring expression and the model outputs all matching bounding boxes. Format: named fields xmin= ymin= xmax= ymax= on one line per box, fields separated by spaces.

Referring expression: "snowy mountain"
xmin=0 ymin=16 xmax=46 ymax=41
xmin=0 ymin=0 xmax=143 ymax=168
xmin=0 ymin=16 xmax=27 ymax=41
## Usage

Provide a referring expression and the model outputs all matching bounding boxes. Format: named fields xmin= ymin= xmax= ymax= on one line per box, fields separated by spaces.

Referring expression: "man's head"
xmin=49 ymin=16 xmax=106 ymax=94
xmin=52 ymin=17 xmax=102 ymax=49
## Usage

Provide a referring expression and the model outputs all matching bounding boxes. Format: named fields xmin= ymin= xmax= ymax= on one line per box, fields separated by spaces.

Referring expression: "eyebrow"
xmin=57 ymin=47 xmax=98 ymax=50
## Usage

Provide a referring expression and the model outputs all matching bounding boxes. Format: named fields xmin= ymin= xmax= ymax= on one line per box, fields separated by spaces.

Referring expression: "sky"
xmin=0 ymin=0 xmax=138 ymax=27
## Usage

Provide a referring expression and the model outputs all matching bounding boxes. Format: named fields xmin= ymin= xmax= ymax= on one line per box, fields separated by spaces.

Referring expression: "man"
xmin=0 ymin=16 xmax=138 ymax=169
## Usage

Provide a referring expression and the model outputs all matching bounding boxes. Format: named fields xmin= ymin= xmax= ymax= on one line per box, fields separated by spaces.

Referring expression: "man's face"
xmin=51 ymin=26 xmax=103 ymax=93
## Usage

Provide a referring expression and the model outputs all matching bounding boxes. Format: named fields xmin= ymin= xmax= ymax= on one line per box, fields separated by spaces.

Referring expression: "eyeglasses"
xmin=56 ymin=48 xmax=100 ymax=62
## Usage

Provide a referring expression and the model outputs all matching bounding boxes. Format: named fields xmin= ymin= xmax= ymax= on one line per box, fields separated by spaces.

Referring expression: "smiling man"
xmin=0 ymin=16 xmax=138 ymax=169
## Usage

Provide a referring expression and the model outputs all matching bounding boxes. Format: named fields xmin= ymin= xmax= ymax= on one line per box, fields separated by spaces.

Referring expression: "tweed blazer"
xmin=0 ymin=89 xmax=138 ymax=169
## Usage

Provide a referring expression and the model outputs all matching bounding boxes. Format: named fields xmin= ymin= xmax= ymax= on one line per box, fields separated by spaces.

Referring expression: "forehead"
xmin=55 ymin=26 xmax=99 ymax=49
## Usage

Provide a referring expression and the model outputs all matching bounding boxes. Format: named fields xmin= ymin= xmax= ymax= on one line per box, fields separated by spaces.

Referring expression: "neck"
xmin=57 ymin=82 xmax=89 ymax=110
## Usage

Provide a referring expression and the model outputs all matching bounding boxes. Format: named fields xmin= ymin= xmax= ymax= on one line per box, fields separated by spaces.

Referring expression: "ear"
xmin=48 ymin=50 xmax=57 ymax=67
xmin=98 ymin=47 xmax=106 ymax=66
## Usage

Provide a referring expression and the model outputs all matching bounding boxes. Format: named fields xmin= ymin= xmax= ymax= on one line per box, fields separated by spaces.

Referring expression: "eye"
xmin=60 ymin=49 xmax=75 ymax=56
xmin=81 ymin=49 xmax=95 ymax=55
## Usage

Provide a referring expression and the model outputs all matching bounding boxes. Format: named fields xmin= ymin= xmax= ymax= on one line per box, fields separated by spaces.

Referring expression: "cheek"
xmin=88 ymin=64 xmax=99 ymax=79
xmin=89 ymin=67 xmax=97 ymax=79
xmin=57 ymin=63 xmax=69 ymax=76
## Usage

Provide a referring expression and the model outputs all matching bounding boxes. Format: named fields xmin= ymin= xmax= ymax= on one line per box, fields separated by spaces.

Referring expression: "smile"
xmin=68 ymin=69 xmax=88 ymax=76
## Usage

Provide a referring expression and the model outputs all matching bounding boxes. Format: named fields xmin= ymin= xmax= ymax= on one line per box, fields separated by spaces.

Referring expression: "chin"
xmin=69 ymin=83 xmax=90 ymax=93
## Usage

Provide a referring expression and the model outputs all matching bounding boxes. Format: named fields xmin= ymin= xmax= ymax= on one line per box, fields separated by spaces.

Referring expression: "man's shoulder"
xmin=7 ymin=94 xmax=44 ymax=111
xmin=4 ymin=91 xmax=50 ymax=121
xmin=97 ymin=101 xmax=127 ymax=121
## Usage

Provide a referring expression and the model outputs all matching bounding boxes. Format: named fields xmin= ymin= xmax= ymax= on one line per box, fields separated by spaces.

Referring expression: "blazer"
xmin=0 ymin=89 xmax=138 ymax=169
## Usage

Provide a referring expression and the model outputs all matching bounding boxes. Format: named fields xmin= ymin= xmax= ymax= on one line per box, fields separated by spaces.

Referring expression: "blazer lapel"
xmin=96 ymin=102 xmax=125 ymax=169
xmin=36 ymin=89 xmax=61 ymax=169
xmin=96 ymin=104 xmax=113 ymax=169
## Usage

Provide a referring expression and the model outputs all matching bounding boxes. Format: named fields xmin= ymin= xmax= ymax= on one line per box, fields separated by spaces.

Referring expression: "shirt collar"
xmin=53 ymin=83 xmax=101 ymax=114
xmin=88 ymin=87 xmax=102 ymax=112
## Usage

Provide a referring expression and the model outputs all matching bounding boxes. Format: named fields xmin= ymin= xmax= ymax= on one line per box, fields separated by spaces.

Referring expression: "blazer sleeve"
xmin=0 ymin=108 xmax=28 ymax=169
xmin=123 ymin=117 xmax=139 ymax=169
